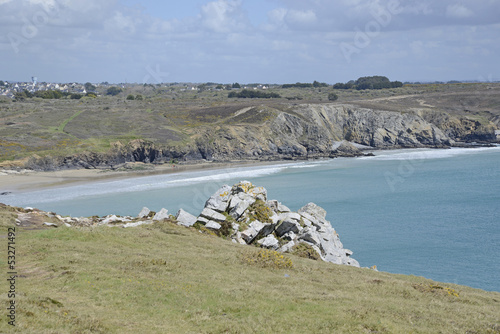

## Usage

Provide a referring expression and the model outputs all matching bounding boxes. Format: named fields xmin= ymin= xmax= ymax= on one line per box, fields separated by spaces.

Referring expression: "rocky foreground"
xmin=10 ymin=181 xmax=360 ymax=267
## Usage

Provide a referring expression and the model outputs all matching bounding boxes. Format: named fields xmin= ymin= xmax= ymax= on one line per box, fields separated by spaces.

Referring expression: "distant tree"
xmin=313 ymin=81 xmax=329 ymax=88
xmin=135 ymin=94 xmax=143 ymax=100
xmin=0 ymin=80 xmax=5 ymax=86
xmin=328 ymin=92 xmax=338 ymax=101
xmin=225 ymin=85 xmax=232 ymax=90
xmin=126 ymin=94 xmax=135 ymax=100
xmin=228 ymin=89 xmax=280 ymax=99
xmin=106 ymin=86 xmax=123 ymax=96
xmin=85 ymin=92 xmax=97 ymax=98
xmin=232 ymin=83 xmax=241 ymax=89
xmin=70 ymin=93 xmax=83 ymax=100
xmin=216 ymin=85 xmax=224 ymax=90
xmin=84 ymin=82 xmax=96 ymax=91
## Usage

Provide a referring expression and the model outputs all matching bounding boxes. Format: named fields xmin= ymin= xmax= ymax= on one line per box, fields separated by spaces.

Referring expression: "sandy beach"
xmin=0 ymin=160 xmax=293 ymax=194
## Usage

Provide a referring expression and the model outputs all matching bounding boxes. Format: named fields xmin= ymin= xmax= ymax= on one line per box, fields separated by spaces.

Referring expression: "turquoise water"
xmin=2 ymin=146 xmax=499 ymax=291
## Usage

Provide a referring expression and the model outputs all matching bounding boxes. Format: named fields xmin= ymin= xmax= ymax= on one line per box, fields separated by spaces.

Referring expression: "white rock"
xmin=200 ymin=207 xmax=226 ymax=222
xmin=205 ymin=185 xmax=232 ymax=212
xmin=43 ymin=222 xmax=58 ymax=227
xmin=64 ymin=223 xmax=72 ymax=227
xmin=278 ymin=240 xmax=296 ymax=253
xmin=196 ymin=216 xmax=210 ymax=225
xmin=249 ymin=220 xmax=265 ymax=233
xmin=206 ymin=221 xmax=221 ymax=230
xmin=137 ymin=207 xmax=151 ymax=218
xmin=257 ymin=235 xmax=280 ymax=250
xmin=241 ymin=227 xmax=258 ymax=243
xmin=153 ymin=208 xmax=169 ymax=221
xmin=298 ymin=227 xmax=322 ymax=246
xmin=176 ymin=209 xmax=197 ymax=227
xmin=123 ymin=221 xmax=153 ymax=228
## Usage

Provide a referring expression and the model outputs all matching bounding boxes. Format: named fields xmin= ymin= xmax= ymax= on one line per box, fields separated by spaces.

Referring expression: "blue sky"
xmin=0 ymin=0 xmax=499 ymax=84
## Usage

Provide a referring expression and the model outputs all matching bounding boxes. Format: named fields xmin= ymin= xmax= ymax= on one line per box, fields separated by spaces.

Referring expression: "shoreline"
xmin=0 ymin=159 xmax=300 ymax=194
xmin=1 ymin=143 xmax=498 ymax=195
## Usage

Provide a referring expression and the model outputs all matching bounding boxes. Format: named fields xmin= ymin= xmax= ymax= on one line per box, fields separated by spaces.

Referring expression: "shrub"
xmin=70 ymin=93 xmax=83 ymax=100
xmin=126 ymin=94 xmax=135 ymax=100
xmin=328 ymin=92 xmax=338 ymax=101
xmin=241 ymin=249 xmax=293 ymax=269
xmin=106 ymin=86 xmax=123 ymax=96
xmin=247 ymin=200 xmax=273 ymax=224
xmin=291 ymin=243 xmax=320 ymax=260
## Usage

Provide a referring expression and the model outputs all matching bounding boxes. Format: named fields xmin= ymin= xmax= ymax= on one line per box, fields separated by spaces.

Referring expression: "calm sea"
xmin=3 ymin=146 xmax=499 ymax=291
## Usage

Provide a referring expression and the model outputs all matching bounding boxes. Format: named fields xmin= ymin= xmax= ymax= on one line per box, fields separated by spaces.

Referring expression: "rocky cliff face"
xmin=24 ymin=103 xmax=496 ymax=170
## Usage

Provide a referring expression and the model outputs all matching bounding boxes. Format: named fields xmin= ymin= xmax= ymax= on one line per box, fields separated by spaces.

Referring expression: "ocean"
xmin=2 ymin=146 xmax=499 ymax=292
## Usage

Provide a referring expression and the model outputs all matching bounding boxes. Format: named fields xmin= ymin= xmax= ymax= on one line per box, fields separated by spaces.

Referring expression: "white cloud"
xmin=446 ymin=4 xmax=474 ymax=18
xmin=200 ymin=0 xmax=246 ymax=33
xmin=286 ymin=9 xmax=317 ymax=25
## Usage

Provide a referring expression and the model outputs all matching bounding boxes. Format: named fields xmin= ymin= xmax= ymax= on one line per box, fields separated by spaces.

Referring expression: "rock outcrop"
xmin=194 ymin=181 xmax=360 ymax=267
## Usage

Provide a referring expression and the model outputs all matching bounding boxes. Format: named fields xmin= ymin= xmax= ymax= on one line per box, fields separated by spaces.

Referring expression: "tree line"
xmin=333 ymin=76 xmax=403 ymax=90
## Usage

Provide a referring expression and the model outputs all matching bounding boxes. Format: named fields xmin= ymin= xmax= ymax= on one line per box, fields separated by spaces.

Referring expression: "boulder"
xmin=278 ymin=240 xmax=296 ymax=253
xmin=43 ymin=222 xmax=58 ymax=228
xmin=153 ymin=208 xmax=169 ymax=221
xmin=275 ymin=219 xmax=303 ymax=237
xmin=137 ymin=207 xmax=150 ymax=218
xmin=298 ymin=203 xmax=327 ymax=220
xmin=205 ymin=185 xmax=232 ymax=212
xmin=298 ymin=227 xmax=322 ymax=246
xmin=257 ymin=235 xmax=280 ymax=250
xmin=228 ymin=193 xmax=256 ymax=220
xmin=176 ymin=209 xmax=197 ymax=227
xmin=196 ymin=216 xmax=210 ymax=225
xmin=206 ymin=221 xmax=222 ymax=230
xmin=200 ymin=207 xmax=226 ymax=222
xmin=241 ymin=227 xmax=259 ymax=243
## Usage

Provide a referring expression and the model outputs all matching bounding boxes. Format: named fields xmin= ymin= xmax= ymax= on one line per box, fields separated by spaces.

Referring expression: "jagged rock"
xmin=241 ymin=227 xmax=259 ymax=243
xmin=268 ymin=200 xmax=292 ymax=213
xmin=200 ymin=207 xmax=226 ymax=222
xmin=298 ymin=227 xmax=322 ymax=246
xmin=205 ymin=185 xmax=232 ymax=212
xmin=282 ymin=231 xmax=297 ymax=241
xmin=43 ymin=222 xmax=58 ymax=227
xmin=196 ymin=216 xmax=210 ymax=225
xmin=138 ymin=207 xmax=151 ymax=218
xmin=275 ymin=219 xmax=303 ymax=237
xmin=206 ymin=221 xmax=221 ymax=230
xmin=278 ymin=240 xmax=296 ymax=253
xmin=101 ymin=215 xmax=120 ymax=225
xmin=197 ymin=181 xmax=359 ymax=267
xmin=153 ymin=208 xmax=169 ymax=221
xmin=228 ymin=193 xmax=256 ymax=219
xmin=257 ymin=235 xmax=280 ymax=250
xmin=176 ymin=209 xmax=197 ymax=227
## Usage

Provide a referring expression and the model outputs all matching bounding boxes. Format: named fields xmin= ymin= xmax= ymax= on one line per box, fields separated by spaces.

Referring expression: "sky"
xmin=0 ymin=0 xmax=499 ymax=84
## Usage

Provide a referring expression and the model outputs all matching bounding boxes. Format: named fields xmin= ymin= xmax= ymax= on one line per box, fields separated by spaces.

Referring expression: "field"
xmin=0 ymin=206 xmax=499 ymax=333
xmin=1 ymin=83 xmax=499 ymax=165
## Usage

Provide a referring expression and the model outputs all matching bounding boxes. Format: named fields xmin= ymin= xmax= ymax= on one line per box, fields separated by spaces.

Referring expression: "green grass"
xmin=0 ymin=207 xmax=499 ymax=333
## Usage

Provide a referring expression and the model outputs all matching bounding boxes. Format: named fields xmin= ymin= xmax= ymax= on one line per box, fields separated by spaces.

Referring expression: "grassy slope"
xmin=0 ymin=210 xmax=498 ymax=333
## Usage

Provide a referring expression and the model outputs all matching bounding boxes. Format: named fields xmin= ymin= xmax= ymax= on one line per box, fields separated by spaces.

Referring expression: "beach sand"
xmin=0 ymin=160 xmax=290 ymax=194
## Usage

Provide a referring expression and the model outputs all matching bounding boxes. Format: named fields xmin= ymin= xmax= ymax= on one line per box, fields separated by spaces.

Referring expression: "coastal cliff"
xmin=23 ymin=102 xmax=491 ymax=171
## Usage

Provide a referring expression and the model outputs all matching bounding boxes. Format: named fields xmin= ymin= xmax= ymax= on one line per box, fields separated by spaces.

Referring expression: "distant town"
xmin=1 ymin=76 xmax=497 ymax=100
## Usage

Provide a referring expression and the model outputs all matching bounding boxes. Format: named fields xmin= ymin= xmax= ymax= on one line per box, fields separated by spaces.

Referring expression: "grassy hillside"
xmin=1 ymin=83 xmax=499 ymax=165
xmin=0 ymin=207 xmax=498 ymax=333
